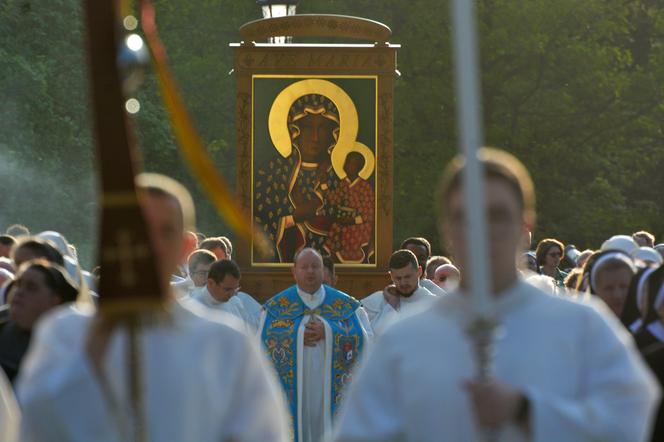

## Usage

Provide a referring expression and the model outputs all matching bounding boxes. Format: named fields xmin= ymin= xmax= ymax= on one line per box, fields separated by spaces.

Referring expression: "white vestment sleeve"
xmin=235 ymin=292 xmax=263 ymax=332
xmin=17 ymin=305 xmax=91 ymax=391
xmin=18 ymin=391 xmax=67 ymax=442
xmin=354 ymin=306 xmax=374 ymax=342
xmin=420 ymin=278 xmax=446 ymax=296
xmin=371 ymin=302 xmax=398 ymax=337
xmin=224 ymin=333 xmax=290 ymax=442
xmin=257 ymin=308 xmax=268 ymax=338
xmin=18 ymin=350 xmax=118 ymax=442
xmin=526 ymin=305 xmax=660 ymax=442
xmin=242 ymin=304 xmax=261 ymax=333
xmin=333 ymin=334 xmax=405 ymax=442
xmin=221 ymin=298 xmax=255 ymax=335
xmin=359 ymin=292 xmax=384 ymax=324
xmin=0 ymin=369 xmax=19 ymax=442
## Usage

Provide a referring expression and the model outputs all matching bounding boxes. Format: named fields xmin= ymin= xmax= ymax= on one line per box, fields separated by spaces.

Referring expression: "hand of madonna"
xmin=292 ymin=189 xmax=318 ymax=221
xmin=294 ymin=205 xmax=314 ymax=222
xmin=317 ymin=161 xmax=331 ymax=183
xmin=304 ymin=317 xmax=325 ymax=346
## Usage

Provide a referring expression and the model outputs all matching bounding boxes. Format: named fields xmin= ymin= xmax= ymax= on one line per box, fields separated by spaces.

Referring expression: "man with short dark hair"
xmin=189 ymin=259 xmax=257 ymax=332
xmin=208 ymin=260 xmax=240 ymax=297
xmin=361 ymin=249 xmax=436 ymax=335
xmin=260 ymin=247 xmax=371 ymax=442
xmin=335 ymin=148 xmax=658 ymax=441
xmin=189 ymin=245 xmax=262 ymax=331
xmin=191 ymin=242 xmax=262 ymax=332
xmin=400 ymin=237 xmax=431 ymax=266
xmin=400 ymin=237 xmax=446 ymax=295
xmin=193 ymin=259 xmax=241 ymax=306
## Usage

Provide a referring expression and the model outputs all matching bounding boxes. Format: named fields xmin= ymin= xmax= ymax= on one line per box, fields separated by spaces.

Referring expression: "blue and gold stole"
xmin=261 ymin=284 xmax=365 ymax=440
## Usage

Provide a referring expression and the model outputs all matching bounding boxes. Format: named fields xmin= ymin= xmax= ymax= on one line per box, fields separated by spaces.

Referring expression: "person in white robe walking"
xmin=190 ymin=258 xmax=259 ymax=333
xmin=334 ymin=148 xmax=659 ymax=442
xmin=17 ymin=174 xmax=289 ymax=442
xmin=361 ymin=249 xmax=437 ymax=336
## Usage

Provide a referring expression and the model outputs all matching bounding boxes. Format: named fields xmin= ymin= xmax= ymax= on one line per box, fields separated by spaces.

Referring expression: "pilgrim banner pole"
xmin=82 ymin=1 xmax=266 ymax=440
xmin=450 ymin=0 xmax=499 ymax=400
xmin=82 ymin=1 xmax=163 ymax=440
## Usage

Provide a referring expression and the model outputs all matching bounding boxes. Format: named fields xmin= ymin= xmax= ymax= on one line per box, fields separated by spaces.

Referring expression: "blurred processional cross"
xmin=450 ymin=1 xmax=502 ymax=440
xmin=82 ymin=0 xmax=262 ymax=440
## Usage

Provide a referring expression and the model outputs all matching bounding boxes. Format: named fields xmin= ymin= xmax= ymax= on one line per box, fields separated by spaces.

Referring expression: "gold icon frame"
xmin=251 ymin=74 xmax=379 ymax=267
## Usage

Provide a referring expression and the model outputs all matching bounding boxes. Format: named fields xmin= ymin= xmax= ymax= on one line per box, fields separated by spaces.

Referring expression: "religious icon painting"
xmin=251 ymin=76 xmax=378 ymax=266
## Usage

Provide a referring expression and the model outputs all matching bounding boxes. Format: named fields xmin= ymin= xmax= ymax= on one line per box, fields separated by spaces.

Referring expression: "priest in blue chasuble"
xmin=259 ymin=248 xmax=373 ymax=442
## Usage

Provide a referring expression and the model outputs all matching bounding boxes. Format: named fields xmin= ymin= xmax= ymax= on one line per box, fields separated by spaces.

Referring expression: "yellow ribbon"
xmin=139 ymin=0 xmax=260 ymax=245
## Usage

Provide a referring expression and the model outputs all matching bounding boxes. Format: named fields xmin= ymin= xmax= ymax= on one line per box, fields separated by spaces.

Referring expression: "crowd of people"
xmin=0 ymin=148 xmax=663 ymax=441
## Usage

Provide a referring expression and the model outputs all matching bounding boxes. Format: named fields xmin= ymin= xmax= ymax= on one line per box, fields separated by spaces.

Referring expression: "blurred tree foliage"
xmin=1 ymin=0 xmax=663 ymax=268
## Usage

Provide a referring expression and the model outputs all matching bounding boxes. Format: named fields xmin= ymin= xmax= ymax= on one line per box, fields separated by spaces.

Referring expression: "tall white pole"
xmin=451 ymin=0 xmax=492 ymax=317
xmin=451 ymin=9 xmax=501 ymax=442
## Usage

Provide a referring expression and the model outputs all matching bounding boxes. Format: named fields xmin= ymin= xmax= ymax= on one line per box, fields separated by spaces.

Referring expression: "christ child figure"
xmin=324 ymin=151 xmax=375 ymax=263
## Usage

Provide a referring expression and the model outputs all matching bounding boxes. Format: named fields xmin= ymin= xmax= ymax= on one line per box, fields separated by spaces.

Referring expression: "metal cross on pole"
xmin=450 ymin=0 xmax=499 ymax=383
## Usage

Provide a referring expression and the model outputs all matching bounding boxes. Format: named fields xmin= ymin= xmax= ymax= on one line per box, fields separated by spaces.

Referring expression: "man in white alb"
xmin=190 ymin=258 xmax=258 ymax=333
xmin=16 ymin=174 xmax=289 ymax=442
xmin=334 ymin=149 xmax=659 ymax=442
xmin=400 ymin=236 xmax=447 ymax=296
xmin=361 ymin=249 xmax=437 ymax=336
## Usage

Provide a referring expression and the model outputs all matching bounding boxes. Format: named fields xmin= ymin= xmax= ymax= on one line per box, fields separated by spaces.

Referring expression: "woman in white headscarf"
xmin=584 ymin=249 xmax=637 ymax=317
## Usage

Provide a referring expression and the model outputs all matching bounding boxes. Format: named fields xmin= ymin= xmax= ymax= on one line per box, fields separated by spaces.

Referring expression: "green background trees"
xmin=2 ymin=0 xmax=663 ymax=268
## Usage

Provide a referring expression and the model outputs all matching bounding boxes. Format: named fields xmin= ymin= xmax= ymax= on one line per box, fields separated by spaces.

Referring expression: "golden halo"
xmin=332 ymin=141 xmax=375 ymax=180
xmin=268 ymin=79 xmax=358 ymax=159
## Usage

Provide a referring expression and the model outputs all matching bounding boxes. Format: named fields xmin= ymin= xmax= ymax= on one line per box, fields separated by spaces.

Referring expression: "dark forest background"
xmin=2 ymin=0 xmax=663 ymax=269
